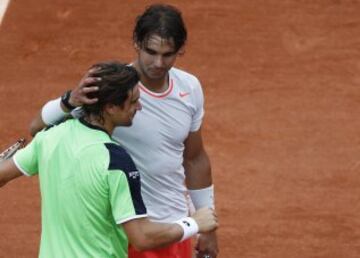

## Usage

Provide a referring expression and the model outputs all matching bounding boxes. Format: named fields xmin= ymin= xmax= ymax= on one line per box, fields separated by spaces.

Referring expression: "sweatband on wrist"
xmin=175 ymin=217 xmax=199 ymax=241
xmin=189 ymin=185 xmax=215 ymax=210
xmin=41 ymin=98 xmax=67 ymax=125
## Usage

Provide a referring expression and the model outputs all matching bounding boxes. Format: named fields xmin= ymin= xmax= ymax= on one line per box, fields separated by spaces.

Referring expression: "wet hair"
xmin=82 ymin=61 xmax=139 ymax=120
xmin=133 ymin=4 xmax=187 ymax=52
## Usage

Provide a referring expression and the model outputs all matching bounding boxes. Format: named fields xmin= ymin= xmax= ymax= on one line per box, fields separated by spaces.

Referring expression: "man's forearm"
xmin=134 ymin=220 xmax=183 ymax=250
xmin=184 ymin=149 xmax=215 ymax=211
xmin=184 ymin=149 xmax=212 ymax=189
xmin=123 ymin=207 xmax=217 ymax=251
xmin=0 ymin=159 xmax=23 ymax=187
xmin=124 ymin=216 xmax=201 ymax=251
xmin=29 ymin=111 xmax=48 ymax=136
xmin=30 ymin=97 xmax=71 ymax=136
xmin=29 ymin=81 xmax=99 ymax=137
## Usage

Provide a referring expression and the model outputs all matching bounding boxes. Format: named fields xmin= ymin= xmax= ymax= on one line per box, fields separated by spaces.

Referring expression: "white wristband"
xmin=189 ymin=185 xmax=215 ymax=210
xmin=175 ymin=217 xmax=199 ymax=241
xmin=41 ymin=98 xmax=67 ymax=125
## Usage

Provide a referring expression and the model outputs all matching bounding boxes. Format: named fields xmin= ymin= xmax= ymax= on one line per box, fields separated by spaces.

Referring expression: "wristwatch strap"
xmin=61 ymin=90 xmax=76 ymax=111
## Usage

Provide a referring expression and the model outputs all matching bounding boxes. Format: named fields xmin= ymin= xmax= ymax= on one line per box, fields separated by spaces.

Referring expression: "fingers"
xmin=87 ymin=67 xmax=101 ymax=76
xmin=75 ymin=91 xmax=98 ymax=105
xmin=78 ymin=67 xmax=102 ymax=91
xmin=69 ymin=69 xmax=102 ymax=107
xmin=193 ymin=208 xmax=218 ymax=233
xmin=195 ymin=246 xmax=218 ymax=258
xmin=81 ymin=85 xmax=99 ymax=93
xmin=196 ymin=250 xmax=217 ymax=258
xmin=70 ymin=86 xmax=98 ymax=106
xmin=195 ymin=233 xmax=219 ymax=258
xmin=81 ymin=76 xmax=101 ymax=86
xmin=205 ymin=208 xmax=218 ymax=230
xmin=81 ymin=67 xmax=101 ymax=81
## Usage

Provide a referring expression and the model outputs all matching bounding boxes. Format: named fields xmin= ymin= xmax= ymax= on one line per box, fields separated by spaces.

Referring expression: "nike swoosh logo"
xmin=179 ymin=92 xmax=190 ymax=98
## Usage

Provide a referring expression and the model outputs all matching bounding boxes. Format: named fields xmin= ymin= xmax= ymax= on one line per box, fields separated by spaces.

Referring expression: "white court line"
xmin=0 ymin=0 xmax=10 ymax=25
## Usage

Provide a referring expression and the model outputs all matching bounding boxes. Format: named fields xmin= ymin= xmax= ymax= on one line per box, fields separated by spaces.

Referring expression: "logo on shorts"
xmin=128 ymin=171 xmax=140 ymax=179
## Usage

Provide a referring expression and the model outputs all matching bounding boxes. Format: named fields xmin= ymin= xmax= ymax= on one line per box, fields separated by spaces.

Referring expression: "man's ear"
xmin=134 ymin=42 xmax=141 ymax=52
xmin=177 ymin=46 xmax=185 ymax=56
xmin=104 ymin=103 xmax=119 ymax=115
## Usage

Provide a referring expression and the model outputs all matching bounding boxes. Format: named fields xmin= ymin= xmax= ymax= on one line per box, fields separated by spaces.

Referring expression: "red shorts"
xmin=129 ymin=239 xmax=192 ymax=258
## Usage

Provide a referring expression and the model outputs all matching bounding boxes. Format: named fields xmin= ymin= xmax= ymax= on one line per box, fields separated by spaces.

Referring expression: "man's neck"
xmin=133 ymin=61 xmax=169 ymax=93
xmin=84 ymin=115 xmax=114 ymax=135
xmin=141 ymin=74 xmax=169 ymax=93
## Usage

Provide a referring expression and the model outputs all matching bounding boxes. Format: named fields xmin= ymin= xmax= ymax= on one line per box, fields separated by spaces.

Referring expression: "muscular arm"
xmin=29 ymin=101 xmax=72 ymax=137
xmin=122 ymin=207 xmax=217 ymax=251
xmin=29 ymin=112 xmax=48 ymax=137
xmin=122 ymin=218 xmax=183 ymax=251
xmin=29 ymin=69 xmax=100 ymax=136
xmin=0 ymin=159 xmax=23 ymax=188
xmin=183 ymin=129 xmax=219 ymax=257
xmin=183 ymin=128 xmax=212 ymax=189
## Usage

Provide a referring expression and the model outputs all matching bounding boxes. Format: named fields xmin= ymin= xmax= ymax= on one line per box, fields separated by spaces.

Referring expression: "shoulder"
xmin=170 ymin=67 xmax=202 ymax=90
xmin=43 ymin=119 xmax=76 ymax=135
xmin=104 ymin=143 xmax=137 ymax=173
xmin=170 ymin=68 xmax=204 ymax=103
xmin=74 ymin=141 xmax=136 ymax=177
xmin=73 ymin=142 xmax=109 ymax=171
xmin=35 ymin=119 xmax=75 ymax=147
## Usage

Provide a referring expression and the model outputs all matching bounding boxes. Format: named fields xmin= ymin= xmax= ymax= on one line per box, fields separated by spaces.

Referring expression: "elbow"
xmin=131 ymin=245 xmax=146 ymax=252
xmin=29 ymin=120 xmax=40 ymax=137
xmin=129 ymin=241 xmax=152 ymax=252
xmin=0 ymin=177 xmax=7 ymax=188
xmin=129 ymin=233 xmax=161 ymax=252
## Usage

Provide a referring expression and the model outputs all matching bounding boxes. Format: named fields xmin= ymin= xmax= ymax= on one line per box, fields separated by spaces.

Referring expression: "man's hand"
xmin=191 ymin=207 xmax=218 ymax=233
xmin=68 ymin=67 xmax=101 ymax=107
xmin=195 ymin=231 xmax=219 ymax=258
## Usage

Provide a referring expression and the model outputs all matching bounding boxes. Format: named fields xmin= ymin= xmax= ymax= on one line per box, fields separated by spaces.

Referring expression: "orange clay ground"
xmin=1 ymin=1 xmax=360 ymax=257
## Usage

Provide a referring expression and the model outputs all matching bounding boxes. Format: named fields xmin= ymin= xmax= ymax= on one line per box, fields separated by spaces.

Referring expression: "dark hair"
xmin=82 ymin=61 xmax=139 ymax=119
xmin=133 ymin=4 xmax=187 ymax=52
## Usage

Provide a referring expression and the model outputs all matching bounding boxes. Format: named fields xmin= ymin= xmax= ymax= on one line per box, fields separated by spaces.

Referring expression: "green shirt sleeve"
xmin=13 ymin=134 xmax=41 ymax=176
xmin=108 ymin=171 xmax=138 ymax=224
xmin=105 ymin=143 xmax=147 ymax=224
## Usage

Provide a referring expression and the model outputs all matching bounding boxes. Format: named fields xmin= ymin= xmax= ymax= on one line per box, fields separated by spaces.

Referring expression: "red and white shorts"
xmin=129 ymin=239 xmax=192 ymax=258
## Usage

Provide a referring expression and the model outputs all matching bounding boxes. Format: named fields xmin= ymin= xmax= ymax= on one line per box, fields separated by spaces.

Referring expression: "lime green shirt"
xmin=14 ymin=118 xmax=147 ymax=258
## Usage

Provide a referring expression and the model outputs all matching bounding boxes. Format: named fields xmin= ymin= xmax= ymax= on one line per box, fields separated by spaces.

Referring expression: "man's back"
xmin=14 ymin=118 xmax=146 ymax=258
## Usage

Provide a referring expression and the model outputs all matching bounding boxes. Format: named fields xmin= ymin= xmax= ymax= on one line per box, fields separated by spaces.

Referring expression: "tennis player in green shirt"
xmin=0 ymin=61 xmax=217 ymax=258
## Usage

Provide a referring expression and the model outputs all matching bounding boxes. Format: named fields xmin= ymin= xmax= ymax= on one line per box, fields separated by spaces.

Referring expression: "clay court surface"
xmin=1 ymin=0 xmax=360 ymax=257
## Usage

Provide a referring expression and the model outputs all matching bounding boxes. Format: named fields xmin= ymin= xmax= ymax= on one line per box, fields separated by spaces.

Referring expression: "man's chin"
xmin=118 ymin=121 xmax=133 ymax=127
xmin=147 ymin=71 xmax=166 ymax=79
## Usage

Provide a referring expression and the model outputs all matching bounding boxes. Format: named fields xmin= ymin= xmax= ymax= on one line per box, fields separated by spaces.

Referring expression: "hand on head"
xmin=68 ymin=67 xmax=101 ymax=107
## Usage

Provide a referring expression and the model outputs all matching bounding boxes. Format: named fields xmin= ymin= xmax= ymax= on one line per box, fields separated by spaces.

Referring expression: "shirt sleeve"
xmin=13 ymin=135 xmax=41 ymax=176
xmin=190 ymin=78 xmax=205 ymax=132
xmin=105 ymin=143 xmax=147 ymax=224
xmin=108 ymin=171 xmax=147 ymax=224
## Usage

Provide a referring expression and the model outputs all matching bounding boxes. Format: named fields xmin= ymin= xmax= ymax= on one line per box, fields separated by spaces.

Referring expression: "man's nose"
xmin=154 ymin=56 xmax=164 ymax=67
